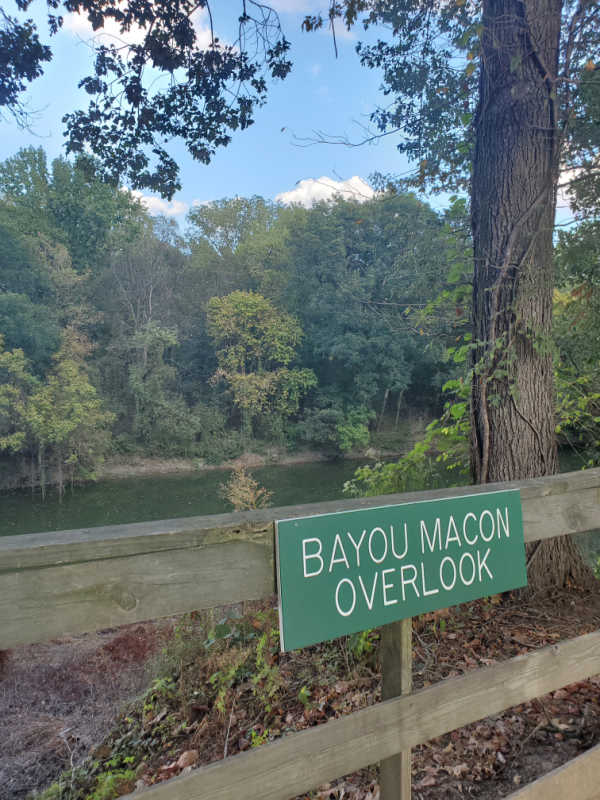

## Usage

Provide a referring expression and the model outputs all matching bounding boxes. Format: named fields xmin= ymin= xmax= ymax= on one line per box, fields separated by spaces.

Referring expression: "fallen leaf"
xmin=177 ymin=750 xmax=199 ymax=769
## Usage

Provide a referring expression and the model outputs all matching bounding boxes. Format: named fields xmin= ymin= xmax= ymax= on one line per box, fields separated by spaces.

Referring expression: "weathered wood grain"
xmin=380 ymin=617 xmax=412 ymax=799
xmin=505 ymin=743 xmax=600 ymax=799
xmin=0 ymin=522 xmax=275 ymax=647
xmin=120 ymin=630 xmax=600 ymax=800
xmin=2 ymin=469 xmax=599 ymax=646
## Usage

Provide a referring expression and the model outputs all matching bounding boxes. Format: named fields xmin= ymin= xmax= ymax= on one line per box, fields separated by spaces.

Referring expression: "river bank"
xmin=99 ymin=448 xmax=328 ymax=479
xmin=0 ymin=413 xmax=429 ymax=491
xmin=97 ymin=444 xmax=404 ymax=480
xmin=0 ymin=448 xmax=384 ymax=491
xmin=0 ymin=417 xmax=430 ymax=536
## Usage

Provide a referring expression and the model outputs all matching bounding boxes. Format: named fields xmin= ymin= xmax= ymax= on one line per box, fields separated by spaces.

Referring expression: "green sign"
xmin=276 ymin=489 xmax=526 ymax=651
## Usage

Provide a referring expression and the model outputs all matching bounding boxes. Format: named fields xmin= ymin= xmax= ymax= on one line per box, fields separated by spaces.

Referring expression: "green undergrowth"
xmin=32 ymin=604 xmax=379 ymax=800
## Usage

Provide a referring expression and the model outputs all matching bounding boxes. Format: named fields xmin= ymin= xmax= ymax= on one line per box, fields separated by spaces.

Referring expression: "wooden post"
xmin=380 ymin=617 xmax=412 ymax=799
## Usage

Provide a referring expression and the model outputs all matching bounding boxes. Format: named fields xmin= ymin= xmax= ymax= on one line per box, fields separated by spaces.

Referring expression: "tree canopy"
xmin=0 ymin=146 xmax=466 ymax=477
xmin=4 ymin=2 xmax=596 ymax=204
xmin=1 ymin=1 xmax=292 ymax=196
xmin=2 ymin=1 xmax=600 ymax=590
xmin=207 ymin=290 xmax=317 ymax=442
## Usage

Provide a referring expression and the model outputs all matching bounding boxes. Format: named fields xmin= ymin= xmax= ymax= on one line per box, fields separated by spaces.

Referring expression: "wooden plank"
xmin=0 ymin=522 xmax=275 ymax=647
xmin=380 ymin=617 xmax=412 ymax=799
xmin=121 ymin=630 xmax=600 ymax=800
xmin=0 ymin=514 xmax=278 ymax=571
xmin=2 ymin=469 xmax=599 ymax=646
xmin=505 ymin=743 xmax=600 ymax=800
xmin=3 ymin=468 xmax=599 ymax=569
xmin=521 ymin=486 xmax=600 ymax=544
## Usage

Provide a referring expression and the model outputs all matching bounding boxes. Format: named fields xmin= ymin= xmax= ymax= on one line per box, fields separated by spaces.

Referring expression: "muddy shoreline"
xmin=99 ymin=449 xmax=328 ymax=479
xmin=0 ymin=446 xmax=408 ymax=492
xmin=1 ymin=411 xmax=429 ymax=491
xmin=97 ymin=446 xmax=404 ymax=480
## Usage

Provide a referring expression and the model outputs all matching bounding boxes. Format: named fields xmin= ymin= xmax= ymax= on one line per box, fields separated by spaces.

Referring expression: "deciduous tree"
xmin=207 ymin=291 xmax=316 ymax=441
xmin=1 ymin=1 xmax=291 ymax=197
xmin=317 ymin=0 xmax=599 ymax=590
xmin=26 ymin=329 xmax=114 ymax=497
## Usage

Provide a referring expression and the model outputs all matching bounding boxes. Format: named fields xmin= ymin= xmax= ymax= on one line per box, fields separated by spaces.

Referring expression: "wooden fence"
xmin=2 ymin=468 xmax=600 ymax=800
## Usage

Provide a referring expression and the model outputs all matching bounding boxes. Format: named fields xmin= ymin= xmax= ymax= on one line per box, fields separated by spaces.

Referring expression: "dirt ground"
xmin=1 ymin=590 xmax=599 ymax=800
xmin=0 ymin=623 xmax=167 ymax=800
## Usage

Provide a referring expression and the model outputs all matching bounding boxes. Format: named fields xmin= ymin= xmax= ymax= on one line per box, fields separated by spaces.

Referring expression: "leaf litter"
xmin=2 ymin=589 xmax=600 ymax=799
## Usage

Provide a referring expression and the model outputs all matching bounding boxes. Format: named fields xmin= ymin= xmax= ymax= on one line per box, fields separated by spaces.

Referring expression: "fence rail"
xmin=2 ymin=467 xmax=600 ymax=799
xmin=2 ymin=468 xmax=599 ymax=648
xmin=506 ymin=742 xmax=600 ymax=799
xmin=129 ymin=631 xmax=600 ymax=800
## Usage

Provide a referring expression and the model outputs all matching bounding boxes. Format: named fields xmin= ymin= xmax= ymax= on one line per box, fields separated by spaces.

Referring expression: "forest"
xmin=3 ymin=3 xmax=600 ymax=799
xmin=0 ymin=146 xmax=598 ymax=499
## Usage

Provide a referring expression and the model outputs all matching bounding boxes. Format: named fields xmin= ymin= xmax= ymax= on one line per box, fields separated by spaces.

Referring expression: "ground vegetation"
xmin=7 ymin=591 xmax=599 ymax=800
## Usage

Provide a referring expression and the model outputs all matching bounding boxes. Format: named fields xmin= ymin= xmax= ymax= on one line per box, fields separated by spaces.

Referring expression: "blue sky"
xmin=0 ymin=2 xmax=576 ymax=224
xmin=1 ymin=1 xmax=418 ymax=219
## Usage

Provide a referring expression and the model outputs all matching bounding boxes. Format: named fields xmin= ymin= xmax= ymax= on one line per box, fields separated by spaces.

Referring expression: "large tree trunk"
xmin=470 ymin=0 xmax=594 ymax=591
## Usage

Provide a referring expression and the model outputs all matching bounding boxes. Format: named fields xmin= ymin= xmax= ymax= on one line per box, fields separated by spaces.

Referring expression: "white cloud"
xmin=276 ymin=176 xmax=375 ymax=207
xmin=61 ymin=13 xmax=93 ymax=37
xmin=63 ymin=7 xmax=213 ymax=50
xmin=190 ymin=9 xmax=215 ymax=50
xmin=557 ymin=168 xmax=579 ymax=210
xmin=130 ymin=191 xmax=188 ymax=218
xmin=269 ymin=0 xmax=322 ymax=13
xmin=62 ymin=10 xmax=146 ymax=45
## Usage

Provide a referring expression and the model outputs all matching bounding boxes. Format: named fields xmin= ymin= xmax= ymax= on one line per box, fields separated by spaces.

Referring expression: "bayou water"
xmin=0 ymin=459 xmax=376 ymax=536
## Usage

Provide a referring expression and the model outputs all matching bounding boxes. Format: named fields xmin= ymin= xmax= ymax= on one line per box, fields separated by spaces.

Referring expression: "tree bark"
xmin=38 ymin=444 xmax=46 ymax=501
xmin=395 ymin=390 xmax=404 ymax=430
xmin=57 ymin=451 xmax=64 ymax=503
xmin=470 ymin=0 xmax=594 ymax=590
xmin=378 ymin=387 xmax=390 ymax=431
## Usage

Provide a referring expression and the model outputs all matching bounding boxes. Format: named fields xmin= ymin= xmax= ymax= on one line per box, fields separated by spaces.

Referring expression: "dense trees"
xmin=26 ymin=329 xmax=114 ymax=497
xmin=0 ymin=329 xmax=113 ymax=497
xmin=1 ymin=141 xmax=599 ymax=606
xmin=0 ymin=147 xmax=465 ymax=486
xmin=2 ymin=3 xmax=599 ymax=596
xmin=554 ymin=218 xmax=600 ymax=464
xmin=4 ymin=2 xmax=596 ymax=461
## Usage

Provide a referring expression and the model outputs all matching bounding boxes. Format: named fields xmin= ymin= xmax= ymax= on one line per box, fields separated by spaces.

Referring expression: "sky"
xmin=0 ymin=1 xmax=576 ymax=224
xmin=0 ymin=0 xmax=415 ymax=220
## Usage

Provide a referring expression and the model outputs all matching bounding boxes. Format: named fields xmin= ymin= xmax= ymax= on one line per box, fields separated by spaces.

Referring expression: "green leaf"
xmin=450 ymin=402 xmax=467 ymax=419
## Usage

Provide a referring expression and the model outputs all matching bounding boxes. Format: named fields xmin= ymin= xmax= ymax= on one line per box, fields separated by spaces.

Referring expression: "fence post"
xmin=380 ymin=617 xmax=412 ymax=799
